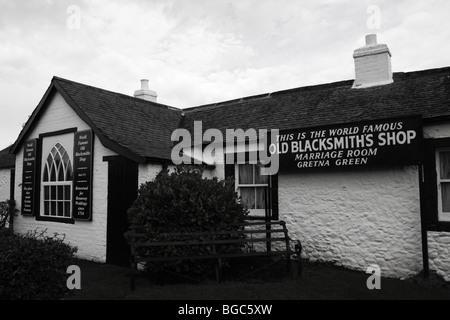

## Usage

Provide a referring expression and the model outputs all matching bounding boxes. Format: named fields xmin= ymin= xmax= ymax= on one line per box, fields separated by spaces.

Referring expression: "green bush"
xmin=0 ymin=200 xmax=16 ymax=229
xmin=127 ymin=165 xmax=248 ymax=276
xmin=0 ymin=229 xmax=78 ymax=300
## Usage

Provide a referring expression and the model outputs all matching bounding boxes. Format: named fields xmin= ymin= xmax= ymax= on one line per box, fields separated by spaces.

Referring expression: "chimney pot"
xmin=140 ymin=79 xmax=149 ymax=90
xmin=134 ymin=79 xmax=157 ymax=102
xmin=365 ymin=34 xmax=377 ymax=46
xmin=352 ymin=34 xmax=393 ymax=89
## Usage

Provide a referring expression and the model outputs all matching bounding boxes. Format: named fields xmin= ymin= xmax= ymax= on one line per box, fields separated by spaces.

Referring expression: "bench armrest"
xmin=293 ymin=239 xmax=302 ymax=256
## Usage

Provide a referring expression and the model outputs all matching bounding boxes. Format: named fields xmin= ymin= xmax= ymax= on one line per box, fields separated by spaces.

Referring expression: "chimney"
xmin=134 ymin=79 xmax=158 ymax=102
xmin=352 ymin=34 xmax=393 ymax=88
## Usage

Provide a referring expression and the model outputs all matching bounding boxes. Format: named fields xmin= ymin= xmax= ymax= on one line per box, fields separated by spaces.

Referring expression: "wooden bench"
xmin=128 ymin=220 xmax=302 ymax=290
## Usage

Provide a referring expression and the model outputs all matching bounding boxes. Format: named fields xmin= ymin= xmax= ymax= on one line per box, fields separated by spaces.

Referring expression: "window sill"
xmin=36 ymin=216 xmax=75 ymax=224
xmin=438 ymin=213 xmax=450 ymax=223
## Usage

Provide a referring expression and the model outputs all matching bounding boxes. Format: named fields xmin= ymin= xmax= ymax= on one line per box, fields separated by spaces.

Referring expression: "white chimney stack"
xmin=134 ymin=79 xmax=158 ymax=102
xmin=352 ymin=34 xmax=393 ymax=88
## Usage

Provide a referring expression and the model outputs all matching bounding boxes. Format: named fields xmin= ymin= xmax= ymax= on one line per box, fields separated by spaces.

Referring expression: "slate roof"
xmin=55 ymin=77 xmax=183 ymax=161
xmin=182 ymin=67 xmax=450 ymax=135
xmin=12 ymin=77 xmax=183 ymax=162
xmin=0 ymin=146 xmax=15 ymax=169
xmin=10 ymin=66 xmax=450 ymax=162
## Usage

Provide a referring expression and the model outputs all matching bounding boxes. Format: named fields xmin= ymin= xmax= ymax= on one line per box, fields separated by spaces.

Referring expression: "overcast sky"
xmin=1 ymin=0 xmax=450 ymax=150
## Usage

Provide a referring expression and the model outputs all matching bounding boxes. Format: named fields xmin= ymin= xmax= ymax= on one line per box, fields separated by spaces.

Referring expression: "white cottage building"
xmin=3 ymin=35 xmax=450 ymax=279
xmin=0 ymin=147 xmax=14 ymax=203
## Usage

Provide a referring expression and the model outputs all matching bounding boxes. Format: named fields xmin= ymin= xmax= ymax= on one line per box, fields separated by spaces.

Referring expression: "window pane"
xmin=240 ymin=187 xmax=255 ymax=210
xmin=44 ymin=201 xmax=49 ymax=216
xmin=440 ymin=152 xmax=450 ymax=179
xmin=255 ymin=165 xmax=269 ymax=184
xmin=44 ymin=186 xmax=49 ymax=200
xmin=50 ymin=163 xmax=57 ymax=181
xmin=58 ymin=186 xmax=64 ymax=201
xmin=51 ymin=186 xmax=56 ymax=200
xmin=57 ymin=202 xmax=64 ymax=217
xmin=54 ymin=152 xmax=61 ymax=174
xmin=255 ymin=187 xmax=266 ymax=209
xmin=62 ymin=151 xmax=70 ymax=167
xmin=442 ymin=183 xmax=450 ymax=212
xmin=51 ymin=202 xmax=56 ymax=216
xmin=64 ymin=202 xmax=71 ymax=218
xmin=65 ymin=186 xmax=71 ymax=200
xmin=43 ymin=165 xmax=49 ymax=182
xmin=58 ymin=165 xmax=65 ymax=181
xmin=66 ymin=164 xmax=73 ymax=181
xmin=239 ymin=164 xmax=253 ymax=184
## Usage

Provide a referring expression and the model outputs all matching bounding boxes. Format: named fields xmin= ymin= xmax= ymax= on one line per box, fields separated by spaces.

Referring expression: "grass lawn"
xmin=66 ymin=258 xmax=450 ymax=300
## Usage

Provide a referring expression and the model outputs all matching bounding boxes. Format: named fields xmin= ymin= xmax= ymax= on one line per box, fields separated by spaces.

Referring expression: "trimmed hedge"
xmin=0 ymin=229 xmax=78 ymax=300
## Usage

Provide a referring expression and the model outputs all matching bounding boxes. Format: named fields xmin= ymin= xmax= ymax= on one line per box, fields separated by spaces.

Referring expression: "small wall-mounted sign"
xmin=21 ymin=139 xmax=38 ymax=215
xmin=72 ymin=130 xmax=94 ymax=221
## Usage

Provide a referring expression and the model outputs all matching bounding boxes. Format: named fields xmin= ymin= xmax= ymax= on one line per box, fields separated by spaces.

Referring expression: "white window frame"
xmin=435 ymin=147 xmax=450 ymax=222
xmin=235 ymin=163 xmax=269 ymax=216
xmin=40 ymin=134 xmax=74 ymax=220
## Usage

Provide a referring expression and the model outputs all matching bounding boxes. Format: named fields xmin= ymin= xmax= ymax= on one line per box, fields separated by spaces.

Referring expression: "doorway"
xmin=106 ymin=157 xmax=138 ymax=266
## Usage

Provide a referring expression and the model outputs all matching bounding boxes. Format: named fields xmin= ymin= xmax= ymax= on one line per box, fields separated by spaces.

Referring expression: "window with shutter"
xmin=435 ymin=147 xmax=450 ymax=222
xmin=224 ymin=153 xmax=279 ymax=220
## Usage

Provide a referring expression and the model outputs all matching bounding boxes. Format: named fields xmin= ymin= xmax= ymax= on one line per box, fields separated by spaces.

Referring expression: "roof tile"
xmin=182 ymin=67 xmax=450 ymax=135
xmin=54 ymin=77 xmax=183 ymax=160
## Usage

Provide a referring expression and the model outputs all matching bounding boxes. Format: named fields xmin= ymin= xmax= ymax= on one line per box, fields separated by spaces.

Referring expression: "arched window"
xmin=42 ymin=143 xmax=73 ymax=218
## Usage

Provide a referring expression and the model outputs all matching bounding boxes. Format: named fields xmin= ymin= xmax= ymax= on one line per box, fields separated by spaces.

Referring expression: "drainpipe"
xmin=418 ymin=165 xmax=430 ymax=278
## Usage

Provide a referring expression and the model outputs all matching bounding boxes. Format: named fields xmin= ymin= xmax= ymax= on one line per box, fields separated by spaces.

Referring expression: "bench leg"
xmin=286 ymin=255 xmax=292 ymax=274
xmin=295 ymin=241 xmax=302 ymax=279
xmin=215 ymin=258 xmax=223 ymax=283
xmin=130 ymin=262 xmax=136 ymax=291
xmin=297 ymin=255 xmax=302 ymax=278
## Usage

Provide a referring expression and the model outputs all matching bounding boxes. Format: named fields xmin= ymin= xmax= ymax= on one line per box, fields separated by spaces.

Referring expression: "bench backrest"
xmin=128 ymin=220 xmax=292 ymax=255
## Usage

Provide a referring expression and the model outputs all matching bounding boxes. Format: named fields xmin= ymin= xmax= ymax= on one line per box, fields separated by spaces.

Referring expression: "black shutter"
xmin=421 ymin=140 xmax=437 ymax=228
xmin=266 ymin=130 xmax=279 ymax=220
xmin=9 ymin=168 xmax=15 ymax=203
xmin=225 ymin=163 xmax=235 ymax=188
xmin=270 ymin=173 xmax=279 ymax=220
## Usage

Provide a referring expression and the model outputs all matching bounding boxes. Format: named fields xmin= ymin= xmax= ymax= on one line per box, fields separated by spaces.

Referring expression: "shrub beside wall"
xmin=0 ymin=229 xmax=78 ymax=300
xmin=127 ymin=166 xmax=248 ymax=276
xmin=0 ymin=200 xmax=15 ymax=229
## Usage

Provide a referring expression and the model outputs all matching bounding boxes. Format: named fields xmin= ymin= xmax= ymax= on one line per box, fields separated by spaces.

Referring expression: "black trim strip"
xmin=35 ymin=216 xmax=75 ymax=224
xmin=39 ymin=128 xmax=77 ymax=139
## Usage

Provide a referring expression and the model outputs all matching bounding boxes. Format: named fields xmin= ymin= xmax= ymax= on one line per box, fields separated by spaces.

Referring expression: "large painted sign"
xmin=72 ymin=130 xmax=94 ymax=221
xmin=273 ymin=116 xmax=423 ymax=172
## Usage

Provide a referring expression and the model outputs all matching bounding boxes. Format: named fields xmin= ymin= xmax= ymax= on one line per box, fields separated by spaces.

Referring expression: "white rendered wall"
xmin=138 ymin=163 xmax=163 ymax=186
xmin=279 ymin=166 xmax=423 ymax=279
xmin=13 ymin=91 xmax=117 ymax=262
xmin=0 ymin=169 xmax=10 ymax=201
xmin=428 ymin=232 xmax=450 ymax=281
